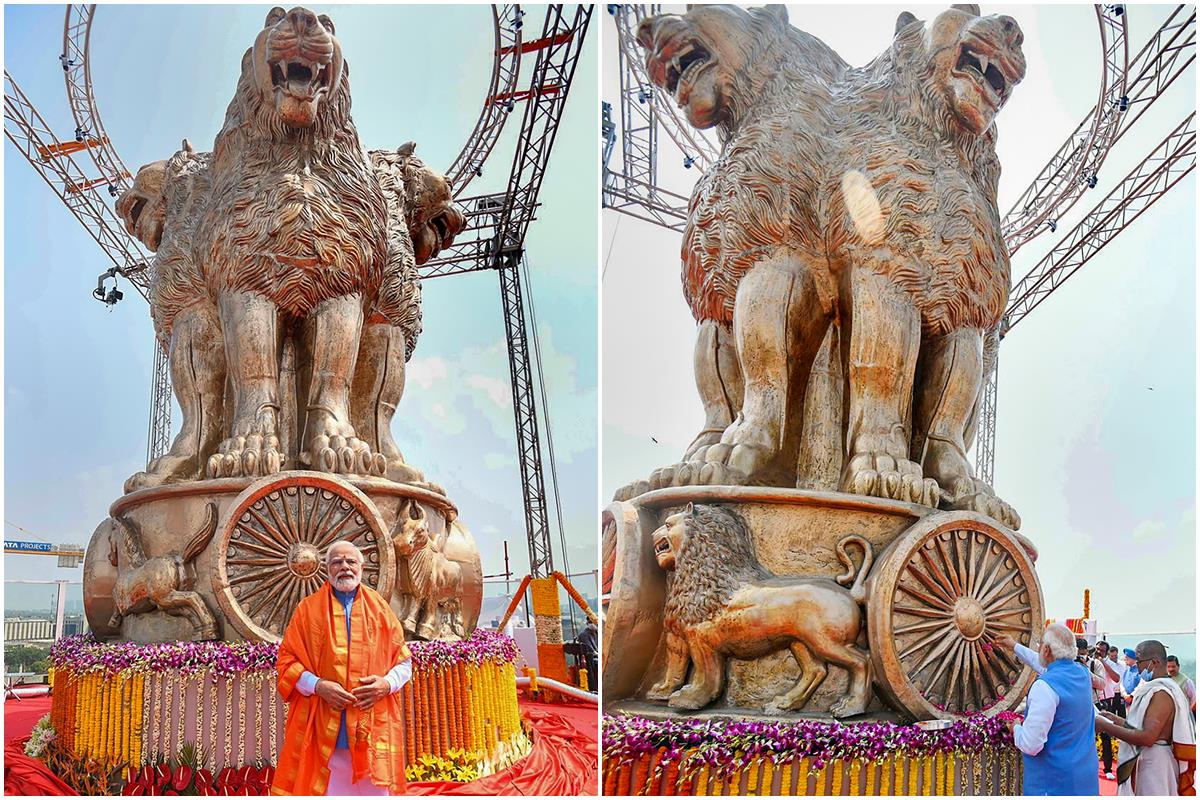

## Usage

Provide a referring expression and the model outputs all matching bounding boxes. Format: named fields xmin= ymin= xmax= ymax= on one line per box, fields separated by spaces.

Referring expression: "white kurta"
xmin=1117 ymin=677 xmax=1196 ymax=796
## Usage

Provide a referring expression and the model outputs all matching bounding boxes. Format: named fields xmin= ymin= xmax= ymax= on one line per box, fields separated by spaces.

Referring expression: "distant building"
xmin=5 ymin=618 xmax=54 ymax=642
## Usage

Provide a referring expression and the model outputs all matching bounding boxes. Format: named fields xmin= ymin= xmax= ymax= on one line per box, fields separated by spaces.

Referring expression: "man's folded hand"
xmin=352 ymin=675 xmax=391 ymax=709
xmin=315 ymin=679 xmax=356 ymax=710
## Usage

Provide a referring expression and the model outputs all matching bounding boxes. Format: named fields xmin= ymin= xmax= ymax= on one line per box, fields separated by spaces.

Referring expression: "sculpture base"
xmin=602 ymin=486 xmax=1041 ymax=721
xmin=602 ymin=713 xmax=1024 ymax=796
xmin=46 ymin=633 xmax=528 ymax=792
xmin=83 ymin=472 xmax=482 ymax=644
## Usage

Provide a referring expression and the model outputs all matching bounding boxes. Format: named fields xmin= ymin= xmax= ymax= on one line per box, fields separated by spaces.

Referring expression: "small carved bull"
xmin=392 ymin=500 xmax=466 ymax=640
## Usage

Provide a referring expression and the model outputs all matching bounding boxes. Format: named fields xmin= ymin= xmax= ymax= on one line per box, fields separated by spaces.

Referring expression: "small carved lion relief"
xmin=648 ymin=503 xmax=874 ymax=717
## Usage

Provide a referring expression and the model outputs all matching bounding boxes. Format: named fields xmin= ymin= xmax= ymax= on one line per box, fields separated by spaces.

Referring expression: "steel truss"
xmin=975 ymin=6 xmax=1195 ymax=481
xmin=975 ymin=112 xmax=1195 ymax=482
xmin=9 ymin=6 xmax=591 ymax=580
xmin=1001 ymin=6 xmax=1129 ymax=256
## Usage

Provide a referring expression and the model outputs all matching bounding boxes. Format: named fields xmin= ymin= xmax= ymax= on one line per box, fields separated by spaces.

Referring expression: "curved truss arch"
xmin=611 ymin=4 xmax=719 ymax=171
xmin=1001 ymin=5 xmax=1129 ymax=255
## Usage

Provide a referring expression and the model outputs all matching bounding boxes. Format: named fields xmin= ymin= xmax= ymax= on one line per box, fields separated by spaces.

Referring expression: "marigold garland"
xmin=46 ymin=630 xmax=526 ymax=787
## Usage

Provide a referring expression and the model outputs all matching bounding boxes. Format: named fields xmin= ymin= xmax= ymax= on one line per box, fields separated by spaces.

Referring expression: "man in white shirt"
xmin=995 ymin=625 xmax=1100 ymax=795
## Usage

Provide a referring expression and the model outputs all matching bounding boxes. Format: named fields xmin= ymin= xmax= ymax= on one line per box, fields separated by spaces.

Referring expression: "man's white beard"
xmin=333 ymin=574 xmax=360 ymax=592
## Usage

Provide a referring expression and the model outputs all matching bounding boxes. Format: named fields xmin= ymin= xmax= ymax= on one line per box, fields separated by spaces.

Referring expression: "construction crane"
xmin=5 ymin=5 xmax=592 ymax=584
xmin=602 ymin=4 xmax=1194 ymax=486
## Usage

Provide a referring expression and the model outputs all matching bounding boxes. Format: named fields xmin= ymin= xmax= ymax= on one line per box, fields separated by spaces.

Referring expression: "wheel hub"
xmin=287 ymin=542 xmax=322 ymax=578
xmin=953 ymin=596 xmax=986 ymax=640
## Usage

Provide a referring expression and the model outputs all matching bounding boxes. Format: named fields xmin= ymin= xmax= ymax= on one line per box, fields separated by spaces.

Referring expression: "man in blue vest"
xmin=995 ymin=624 xmax=1100 ymax=795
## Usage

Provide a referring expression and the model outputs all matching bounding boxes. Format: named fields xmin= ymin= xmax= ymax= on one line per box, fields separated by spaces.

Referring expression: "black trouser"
xmin=1096 ymin=696 xmax=1123 ymax=772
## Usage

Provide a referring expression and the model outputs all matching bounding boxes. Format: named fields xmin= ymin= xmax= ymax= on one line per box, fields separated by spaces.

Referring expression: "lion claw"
xmin=843 ymin=452 xmax=937 ymax=506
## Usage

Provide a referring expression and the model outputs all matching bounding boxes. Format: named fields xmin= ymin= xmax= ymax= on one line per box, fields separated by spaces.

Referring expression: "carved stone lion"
xmin=117 ymin=7 xmax=465 ymax=492
xmin=647 ymin=503 xmax=874 ymax=717
xmin=628 ymin=4 xmax=1024 ymax=529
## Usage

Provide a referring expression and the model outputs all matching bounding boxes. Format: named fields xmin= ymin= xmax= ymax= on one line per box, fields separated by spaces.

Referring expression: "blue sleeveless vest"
xmin=1023 ymin=659 xmax=1100 ymax=796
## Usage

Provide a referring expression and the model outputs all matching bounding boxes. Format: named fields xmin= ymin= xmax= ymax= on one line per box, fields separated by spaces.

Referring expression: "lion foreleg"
xmin=127 ymin=303 xmax=226 ymax=491
xmin=695 ymin=256 xmax=831 ymax=486
xmin=646 ymin=632 xmax=690 ymax=701
xmin=301 ymin=294 xmax=383 ymax=476
xmin=209 ymin=292 xmax=283 ymax=478
xmin=351 ymin=323 xmax=418 ymax=481
xmin=915 ymin=329 xmax=1020 ymax=528
xmin=668 ymin=641 xmax=724 ymax=710
xmin=840 ymin=268 xmax=935 ymax=505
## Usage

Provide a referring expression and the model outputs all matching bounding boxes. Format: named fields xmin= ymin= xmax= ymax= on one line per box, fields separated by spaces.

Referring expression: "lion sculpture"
xmin=647 ymin=503 xmax=874 ymax=716
xmin=117 ymin=6 xmax=465 ymax=491
xmin=627 ymin=5 xmax=1023 ymax=529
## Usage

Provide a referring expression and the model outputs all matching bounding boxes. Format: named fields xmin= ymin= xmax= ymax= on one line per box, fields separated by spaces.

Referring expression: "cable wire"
xmin=519 ymin=252 xmax=579 ymax=639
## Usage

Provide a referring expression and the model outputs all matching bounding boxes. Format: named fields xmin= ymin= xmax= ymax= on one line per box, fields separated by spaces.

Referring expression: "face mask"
xmin=1140 ymin=667 xmax=1154 ymax=682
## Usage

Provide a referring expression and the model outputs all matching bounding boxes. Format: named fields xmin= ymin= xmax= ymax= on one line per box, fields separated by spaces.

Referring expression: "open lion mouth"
xmin=269 ymin=56 xmax=331 ymax=100
xmin=653 ymin=535 xmax=672 ymax=557
xmin=663 ymin=40 xmax=713 ymax=99
xmin=954 ymin=39 xmax=1018 ymax=106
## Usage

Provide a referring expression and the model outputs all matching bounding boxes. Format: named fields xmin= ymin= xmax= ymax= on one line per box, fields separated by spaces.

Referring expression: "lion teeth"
xmin=977 ymin=54 xmax=989 ymax=76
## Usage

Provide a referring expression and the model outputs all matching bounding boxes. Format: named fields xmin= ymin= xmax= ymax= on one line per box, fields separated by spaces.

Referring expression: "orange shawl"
xmin=271 ymin=582 xmax=412 ymax=796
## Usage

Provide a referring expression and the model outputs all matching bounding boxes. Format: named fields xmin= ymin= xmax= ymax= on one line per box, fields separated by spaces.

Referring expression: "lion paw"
xmin=302 ymin=434 xmax=386 ymax=476
xmin=764 ymin=697 xmax=795 ymax=715
xmin=207 ymin=433 xmax=284 ymax=479
xmin=612 ymin=479 xmax=651 ymax=502
xmin=843 ymin=452 xmax=939 ymax=506
xmin=645 ymin=682 xmax=675 ymax=702
xmin=943 ymin=478 xmax=1021 ymax=530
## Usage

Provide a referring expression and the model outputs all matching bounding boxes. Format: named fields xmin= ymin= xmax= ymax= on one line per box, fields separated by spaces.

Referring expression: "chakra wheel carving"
xmin=867 ymin=511 xmax=1043 ymax=720
xmin=213 ymin=473 xmax=394 ymax=642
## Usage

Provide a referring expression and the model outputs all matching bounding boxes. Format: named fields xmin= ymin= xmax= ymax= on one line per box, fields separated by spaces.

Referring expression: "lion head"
xmin=892 ymin=5 xmax=1025 ymax=136
xmin=658 ymin=503 xmax=767 ymax=629
xmin=638 ymin=5 xmax=847 ymax=132
xmin=393 ymin=142 xmax=467 ymax=265
xmin=250 ymin=6 xmax=344 ymax=129
xmin=117 ymin=161 xmax=168 ymax=251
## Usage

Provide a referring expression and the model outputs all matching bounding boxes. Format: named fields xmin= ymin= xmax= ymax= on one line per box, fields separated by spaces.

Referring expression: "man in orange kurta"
xmin=272 ymin=541 xmax=412 ymax=796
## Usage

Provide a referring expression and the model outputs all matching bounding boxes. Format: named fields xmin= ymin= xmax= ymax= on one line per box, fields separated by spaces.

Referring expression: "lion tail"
xmin=835 ymin=535 xmax=874 ymax=605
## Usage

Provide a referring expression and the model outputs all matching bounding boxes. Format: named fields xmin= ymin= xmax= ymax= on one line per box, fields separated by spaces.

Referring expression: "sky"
xmin=602 ymin=4 xmax=1196 ymax=642
xmin=2 ymin=5 xmax=599 ymax=620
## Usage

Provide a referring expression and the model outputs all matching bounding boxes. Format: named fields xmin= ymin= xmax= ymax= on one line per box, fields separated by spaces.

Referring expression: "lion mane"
xmin=197 ymin=40 xmax=388 ymax=319
xmin=682 ymin=7 xmax=1009 ymax=336
xmin=662 ymin=504 xmax=765 ymax=629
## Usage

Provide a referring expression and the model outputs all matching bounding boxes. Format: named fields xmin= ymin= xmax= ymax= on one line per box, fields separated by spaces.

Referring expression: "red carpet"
xmin=4 ymin=695 xmax=52 ymax=741
xmin=6 ymin=696 xmax=76 ymax=796
xmin=6 ymin=694 xmax=597 ymax=796
xmin=409 ymin=699 xmax=598 ymax=795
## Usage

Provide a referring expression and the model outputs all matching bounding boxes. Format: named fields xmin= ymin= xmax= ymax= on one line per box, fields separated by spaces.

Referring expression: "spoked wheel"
xmin=867 ymin=511 xmax=1043 ymax=720
xmin=213 ymin=472 xmax=394 ymax=642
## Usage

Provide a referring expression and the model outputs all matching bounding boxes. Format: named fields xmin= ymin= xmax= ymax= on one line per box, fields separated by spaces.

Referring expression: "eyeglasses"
xmin=328 ymin=558 xmax=361 ymax=567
